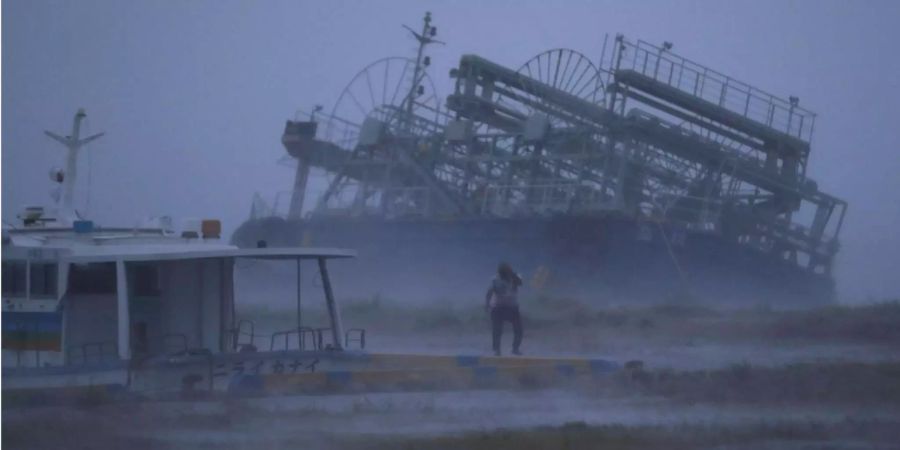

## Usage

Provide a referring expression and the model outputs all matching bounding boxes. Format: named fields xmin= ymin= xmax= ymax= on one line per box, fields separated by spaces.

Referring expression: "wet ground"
xmin=4 ymin=302 xmax=900 ymax=449
xmin=5 ymin=376 xmax=899 ymax=449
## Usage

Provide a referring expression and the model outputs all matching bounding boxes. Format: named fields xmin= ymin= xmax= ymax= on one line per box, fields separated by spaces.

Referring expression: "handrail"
xmin=234 ymin=320 xmax=256 ymax=348
xmin=270 ymin=327 xmax=320 ymax=352
xmin=299 ymin=327 xmax=321 ymax=351
xmin=344 ymin=328 xmax=366 ymax=349
xmin=618 ymin=38 xmax=816 ymax=142
xmin=223 ymin=319 xmax=260 ymax=351
xmin=269 ymin=329 xmax=300 ymax=352
xmin=268 ymin=327 xmax=335 ymax=351
xmin=66 ymin=341 xmax=117 ymax=365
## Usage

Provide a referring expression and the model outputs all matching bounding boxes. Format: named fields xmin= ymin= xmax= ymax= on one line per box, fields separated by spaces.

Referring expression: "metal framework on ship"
xmin=261 ymin=13 xmax=847 ymax=276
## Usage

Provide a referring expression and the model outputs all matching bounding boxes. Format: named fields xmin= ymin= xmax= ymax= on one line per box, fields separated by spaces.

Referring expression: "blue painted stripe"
xmin=228 ymin=374 xmax=264 ymax=394
xmin=2 ymin=311 xmax=62 ymax=332
xmin=589 ymin=359 xmax=619 ymax=374
xmin=456 ymin=355 xmax=480 ymax=367
xmin=354 ymin=352 xmax=373 ymax=365
xmin=555 ymin=364 xmax=576 ymax=377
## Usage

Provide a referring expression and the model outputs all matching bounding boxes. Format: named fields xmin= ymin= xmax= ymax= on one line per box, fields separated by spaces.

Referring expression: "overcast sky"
xmin=3 ymin=0 xmax=899 ymax=301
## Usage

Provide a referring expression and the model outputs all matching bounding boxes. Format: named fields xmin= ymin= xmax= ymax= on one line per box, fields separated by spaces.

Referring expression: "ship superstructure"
xmin=2 ymin=109 xmax=352 ymax=378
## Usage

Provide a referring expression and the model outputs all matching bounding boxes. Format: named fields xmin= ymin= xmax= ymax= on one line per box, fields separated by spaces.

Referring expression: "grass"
xmin=615 ymin=362 xmax=900 ymax=405
xmin=768 ymin=302 xmax=900 ymax=342
xmin=7 ymin=393 xmax=900 ymax=450
xmin=5 ymin=361 xmax=900 ymax=449
xmin=348 ymin=419 xmax=900 ymax=450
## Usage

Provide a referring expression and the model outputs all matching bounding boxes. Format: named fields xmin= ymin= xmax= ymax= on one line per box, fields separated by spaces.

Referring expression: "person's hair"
xmin=498 ymin=262 xmax=520 ymax=285
xmin=497 ymin=262 xmax=511 ymax=278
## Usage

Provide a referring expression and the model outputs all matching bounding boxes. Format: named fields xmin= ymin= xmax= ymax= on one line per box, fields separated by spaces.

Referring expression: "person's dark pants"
xmin=491 ymin=305 xmax=523 ymax=354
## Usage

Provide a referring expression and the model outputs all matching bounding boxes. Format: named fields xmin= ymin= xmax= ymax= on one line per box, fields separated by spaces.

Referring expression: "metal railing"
xmin=317 ymin=112 xmax=362 ymax=150
xmin=66 ymin=341 xmax=117 ymax=365
xmin=618 ymin=39 xmax=816 ymax=142
xmin=225 ymin=320 xmax=263 ymax=351
xmin=269 ymin=327 xmax=333 ymax=352
xmin=344 ymin=328 xmax=366 ymax=350
xmin=481 ymin=183 xmax=611 ymax=216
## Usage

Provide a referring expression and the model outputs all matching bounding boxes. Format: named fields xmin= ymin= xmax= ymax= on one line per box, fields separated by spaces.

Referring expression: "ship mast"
xmin=402 ymin=12 xmax=442 ymax=133
xmin=44 ymin=108 xmax=104 ymax=220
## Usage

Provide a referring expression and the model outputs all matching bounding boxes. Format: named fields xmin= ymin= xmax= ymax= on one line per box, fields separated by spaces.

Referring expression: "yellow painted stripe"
xmin=361 ymin=353 xmax=601 ymax=370
xmin=257 ymin=363 xmax=602 ymax=395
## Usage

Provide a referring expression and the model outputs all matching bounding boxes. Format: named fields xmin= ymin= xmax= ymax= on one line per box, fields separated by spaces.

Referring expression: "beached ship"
xmin=234 ymin=13 xmax=847 ymax=305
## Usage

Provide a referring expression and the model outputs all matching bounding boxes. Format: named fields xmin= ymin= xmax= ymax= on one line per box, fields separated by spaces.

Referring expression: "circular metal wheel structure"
xmin=498 ymin=49 xmax=605 ymax=129
xmin=519 ymin=49 xmax=604 ymax=103
xmin=327 ymin=57 xmax=443 ymax=143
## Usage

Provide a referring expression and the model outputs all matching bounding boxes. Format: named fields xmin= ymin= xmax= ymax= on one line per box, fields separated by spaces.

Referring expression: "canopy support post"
xmin=317 ymin=257 xmax=343 ymax=350
xmin=296 ymin=258 xmax=302 ymax=333
xmin=116 ymin=259 xmax=131 ymax=360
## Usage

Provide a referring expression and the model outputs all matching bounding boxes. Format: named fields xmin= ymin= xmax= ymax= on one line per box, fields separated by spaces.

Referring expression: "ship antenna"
xmin=44 ymin=108 xmax=104 ymax=221
xmin=401 ymin=12 xmax=444 ymax=130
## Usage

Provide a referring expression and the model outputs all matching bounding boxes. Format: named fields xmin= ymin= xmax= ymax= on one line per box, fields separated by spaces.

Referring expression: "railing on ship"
xmin=225 ymin=320 xmax=366 ymax=352
xmin=255 ymin=186 xmax=437 ymax=220
xmin=481 ymin=183 xmax=616 ymax=217
xmin=616 ymin=38 xmax=817 ymax=143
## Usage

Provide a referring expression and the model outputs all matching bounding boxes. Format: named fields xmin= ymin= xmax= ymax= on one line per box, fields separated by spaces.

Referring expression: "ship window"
xmin=133 ymin=264 xmax=160 ymax=297
xmin=2 ymin=261 xmax=27 ymax=296
xmin=29 ymin=263 xmax=57 ymax=298
xmin=68 ymin=263 xmax=117 ymax=294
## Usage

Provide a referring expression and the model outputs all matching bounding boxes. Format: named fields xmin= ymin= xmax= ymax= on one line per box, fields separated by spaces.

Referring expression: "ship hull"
xmin=232 ymin=215 xmax=834 ymax=306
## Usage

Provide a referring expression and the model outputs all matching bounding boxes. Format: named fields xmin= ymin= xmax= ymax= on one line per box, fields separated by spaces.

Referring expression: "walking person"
xmin=485 ymin=262 xmax=523 ymax=356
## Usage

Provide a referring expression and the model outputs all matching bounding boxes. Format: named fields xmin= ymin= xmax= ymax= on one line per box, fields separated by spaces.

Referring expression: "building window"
xmin=133 ymin=264 xmax=161 ymax=297
xmin=68 ymin=263 xmax=117 ymax=294
xmin=29 ymin=263 xmax=58 ymax=298
xmin=2 ymin=261 xmax=27 ymax=296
